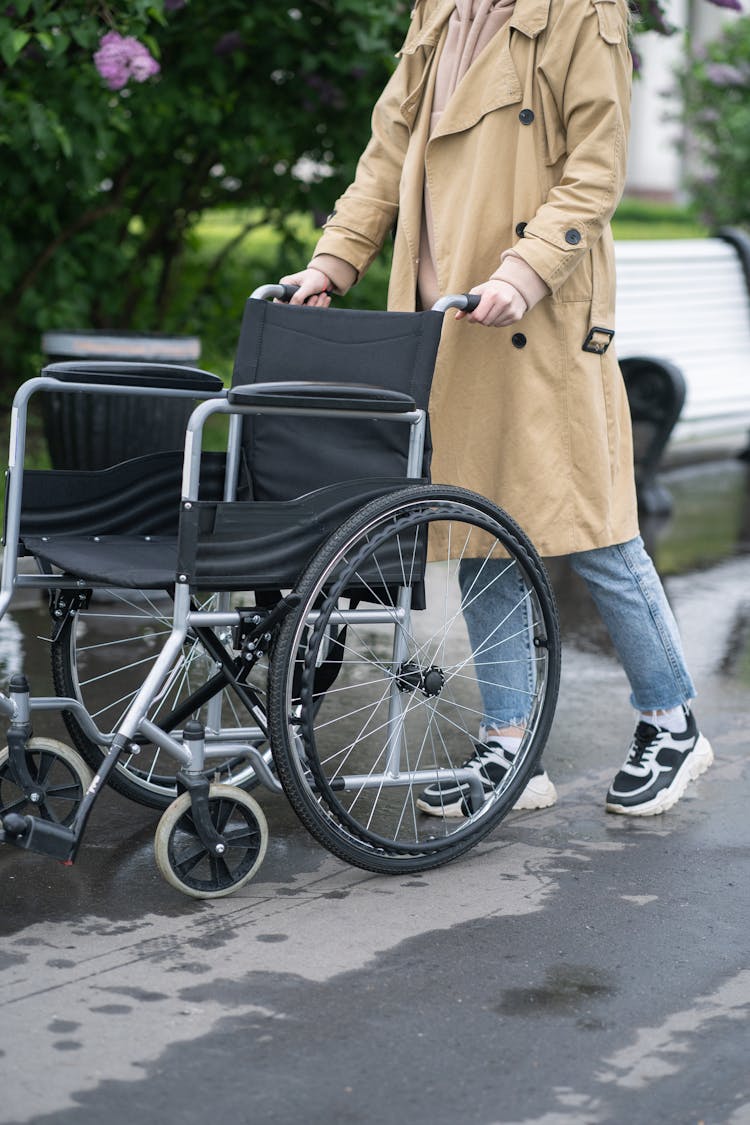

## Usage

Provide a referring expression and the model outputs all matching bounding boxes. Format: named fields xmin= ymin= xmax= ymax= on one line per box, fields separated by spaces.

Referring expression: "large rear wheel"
xmin=269 ymin=485 xmax=560 ymax=874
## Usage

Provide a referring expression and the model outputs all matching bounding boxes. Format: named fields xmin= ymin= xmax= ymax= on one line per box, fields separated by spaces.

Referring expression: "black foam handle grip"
xmin=277 ymin=283 xmax=333 ymax=303
xmin=462 ymin=293 xmax=481 ymax=312
xmin=278 ymin=284 xmax=300 ymax=302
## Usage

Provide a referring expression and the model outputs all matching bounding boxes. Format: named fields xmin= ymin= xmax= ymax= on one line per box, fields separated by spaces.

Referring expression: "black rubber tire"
xmin=269 ymin=484 xmax=560 ymax=875
xmin=50 ymin=592 xmax=269 ymax=810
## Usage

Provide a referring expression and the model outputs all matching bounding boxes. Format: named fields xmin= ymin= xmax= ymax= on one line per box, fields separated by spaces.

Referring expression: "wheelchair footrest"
xmin=1 ymin=813 xmax=76 ymax=861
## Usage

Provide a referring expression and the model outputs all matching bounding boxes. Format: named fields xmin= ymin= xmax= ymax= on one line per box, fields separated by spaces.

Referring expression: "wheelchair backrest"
xmin=231 ymin=300 xmax=444 ymax=501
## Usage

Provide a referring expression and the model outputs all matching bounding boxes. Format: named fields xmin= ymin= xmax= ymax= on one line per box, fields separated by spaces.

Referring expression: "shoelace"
xmin=463 ymin=743 xmax=515 ymax=773
xmin=627 ymin=722 xmax=661 ymax=767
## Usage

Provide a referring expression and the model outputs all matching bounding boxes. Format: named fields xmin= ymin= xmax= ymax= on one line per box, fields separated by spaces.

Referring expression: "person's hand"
xmin=278 ymin=268 xmax=332 ymax=307
xmin=455 ymin=279 xmax=527 ymax=327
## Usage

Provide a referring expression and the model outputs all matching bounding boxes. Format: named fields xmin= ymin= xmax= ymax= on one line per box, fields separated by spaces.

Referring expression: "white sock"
xmin=639 ymin=705 xmax=688 ymax=733
xmin=485 ymin=733 xmax=523 ymax=753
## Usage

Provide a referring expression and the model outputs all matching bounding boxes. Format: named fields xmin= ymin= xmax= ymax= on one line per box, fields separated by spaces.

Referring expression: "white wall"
xmin=625 ymin=0 xmax=741 ymax=198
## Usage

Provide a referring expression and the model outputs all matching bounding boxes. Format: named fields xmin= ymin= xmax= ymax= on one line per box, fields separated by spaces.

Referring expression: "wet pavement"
xmin=1 ymin=459 xmax=749 ymax=1125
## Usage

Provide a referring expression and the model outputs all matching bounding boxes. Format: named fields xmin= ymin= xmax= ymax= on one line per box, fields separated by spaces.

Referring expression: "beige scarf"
xmin=419 ymin=0 xmax=516 ymax=309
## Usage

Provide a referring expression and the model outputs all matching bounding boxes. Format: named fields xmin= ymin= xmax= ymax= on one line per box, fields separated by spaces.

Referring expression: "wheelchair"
xmin=0 ymin=286 xmax=561 ymax=898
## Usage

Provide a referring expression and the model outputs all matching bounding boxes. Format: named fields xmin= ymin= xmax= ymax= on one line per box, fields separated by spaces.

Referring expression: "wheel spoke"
xmin=0 ymin=794 xmax=29 ymax=814
xmin=35 ymin=751 xmax=57 ymax=785
xmin=175 ymin=843 xmax=208 ymax=877
xmin=224 ymin=827 xmax=260 ymax=849
xmin=44 ymin=782 xmax=82 ymax=802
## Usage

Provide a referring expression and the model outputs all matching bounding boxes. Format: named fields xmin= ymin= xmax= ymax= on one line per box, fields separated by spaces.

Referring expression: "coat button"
xmin=565 ymin=228 xmax=582 ymax=245
xmin=511 ymin=333 xmax=527 ymax=349
xmin=519 ymin=108 xmax=535 ymax=125
xmin=515 ymin=222 xmax=527 ymax=237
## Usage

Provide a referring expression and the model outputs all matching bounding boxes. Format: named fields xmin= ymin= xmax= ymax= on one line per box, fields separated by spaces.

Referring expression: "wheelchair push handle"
xmin=278 ymin=283 xmax=302 ymax=302
xmin=251 ymin=285 xmax=482 ymax=316
xmin=250 ymin=283 xmax=334 ymax=303
xmin=430 ymin=292 xmax=481 ymax=314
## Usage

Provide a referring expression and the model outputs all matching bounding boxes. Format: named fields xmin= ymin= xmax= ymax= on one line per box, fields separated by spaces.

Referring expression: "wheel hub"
xmin=396 ymin=661 xmax=422 ymax=693
xmin=422 ymin=666 xmax=445 ymax=697
xmin=396 ymin=662 xmax=445 ymax=697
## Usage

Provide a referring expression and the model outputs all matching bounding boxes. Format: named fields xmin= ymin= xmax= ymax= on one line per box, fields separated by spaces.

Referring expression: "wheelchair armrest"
xmin=227 ymin=381 xmax=417 ymax=414
xmin=41 ymin=361 xmax=224 ymax=394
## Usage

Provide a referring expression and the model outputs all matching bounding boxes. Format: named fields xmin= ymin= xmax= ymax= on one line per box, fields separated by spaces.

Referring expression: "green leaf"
xmin=0 ymin=29 xmax=30 ymax=66
xmin=51 ymin=120 xmax=72 ymax=159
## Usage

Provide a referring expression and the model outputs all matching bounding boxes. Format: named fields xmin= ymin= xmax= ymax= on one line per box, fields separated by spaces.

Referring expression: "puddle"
xmin=644 ymin=459 xmax=750 ymax=574
xmin=496 ymin=963 xmax=615 ymax=1017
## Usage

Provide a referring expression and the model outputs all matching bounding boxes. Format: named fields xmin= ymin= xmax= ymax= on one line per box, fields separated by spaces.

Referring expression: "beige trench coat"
xmin=313 ymin=0 xmax=639 ymax=556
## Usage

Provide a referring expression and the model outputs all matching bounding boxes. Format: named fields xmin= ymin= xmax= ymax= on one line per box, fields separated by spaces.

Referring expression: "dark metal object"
xmin=621 ymin=356 xmax=687 ymax=517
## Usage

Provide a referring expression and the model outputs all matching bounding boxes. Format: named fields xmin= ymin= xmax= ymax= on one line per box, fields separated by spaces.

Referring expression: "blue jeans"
xmin=459 ymin=535 xmax=695 ymax=729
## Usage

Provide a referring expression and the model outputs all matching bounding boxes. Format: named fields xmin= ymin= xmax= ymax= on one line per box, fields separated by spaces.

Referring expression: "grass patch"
xmin=612 ymin=198 xmax=707 ymax=240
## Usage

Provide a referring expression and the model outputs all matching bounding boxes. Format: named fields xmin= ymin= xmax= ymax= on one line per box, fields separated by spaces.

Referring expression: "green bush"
xmin=0 ymin=1 xmax=407 ymax=386
xmin=675 ymin=15 xmax=750 ymax=230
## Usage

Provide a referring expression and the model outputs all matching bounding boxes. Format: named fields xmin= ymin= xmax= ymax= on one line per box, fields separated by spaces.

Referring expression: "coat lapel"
xmin=509 ymin=0 xmax=552 ymax=39
xmin=427 ymin=0 xmax=552 ymax=140
xmin=429 ymin=28 xmax=521 ymax=140
xmin=397 ymin=0 xmax=456 ymax=56
xmin=398 ymin=0 xmax=455 ymax=129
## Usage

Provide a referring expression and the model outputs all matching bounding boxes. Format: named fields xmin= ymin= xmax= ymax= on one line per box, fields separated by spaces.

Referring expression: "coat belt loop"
xmin=583 ymin=246 xmax=615 ymax=355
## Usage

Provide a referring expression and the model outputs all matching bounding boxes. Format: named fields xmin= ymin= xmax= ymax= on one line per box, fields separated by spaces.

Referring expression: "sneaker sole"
xmin=512 ymin=772 xmax=557 ymax=811
xmin=605 ymin=735 xmax=714 ymax=817
xmin=417 ymin=772 xmax=557 ymax=819
xmin=415 ymin=796 xmax=471 ymax=818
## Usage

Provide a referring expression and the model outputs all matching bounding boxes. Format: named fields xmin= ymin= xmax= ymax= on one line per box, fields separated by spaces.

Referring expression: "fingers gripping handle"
xmin=249 ymin=283 xmax=333 ymax=303
xmin=278 ymin=283 xmax=300 ymax=302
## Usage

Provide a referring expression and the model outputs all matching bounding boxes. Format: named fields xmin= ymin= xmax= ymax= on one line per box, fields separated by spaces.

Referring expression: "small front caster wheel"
xmin=155 ymin=784 xmax=268 ymax=899
xmin=0 ymin=738 xmax=93 ymax=827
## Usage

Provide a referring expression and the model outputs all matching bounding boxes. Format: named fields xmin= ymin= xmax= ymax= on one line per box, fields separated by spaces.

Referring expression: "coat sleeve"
xmin=508 ymin=0 xmax=631 ymax=293
xmin=310 ymin=45 xmax=416 ymax=278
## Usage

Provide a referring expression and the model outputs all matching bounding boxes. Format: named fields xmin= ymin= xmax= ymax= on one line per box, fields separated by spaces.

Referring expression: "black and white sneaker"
xmin=605 ymin=708 xmax=713 ymax=816
xmin=416 ymin=740 xmax=557 ymax=818
xmin=416 ymin=741 xmax=516 ymax=818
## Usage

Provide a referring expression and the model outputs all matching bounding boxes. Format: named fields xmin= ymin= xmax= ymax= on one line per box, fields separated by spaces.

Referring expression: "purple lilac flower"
xmin=94 ymin=31 xmax=160 ymax=91
xmin=695 ymin=107 xmax=721 ymax=124
xmin=214 ymin=30 xmax=244 ymax=55
xmin=705 ymin=61 xmax=747 ymax=86
xmin=705 ymin=0 xmax=742 ymax=10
